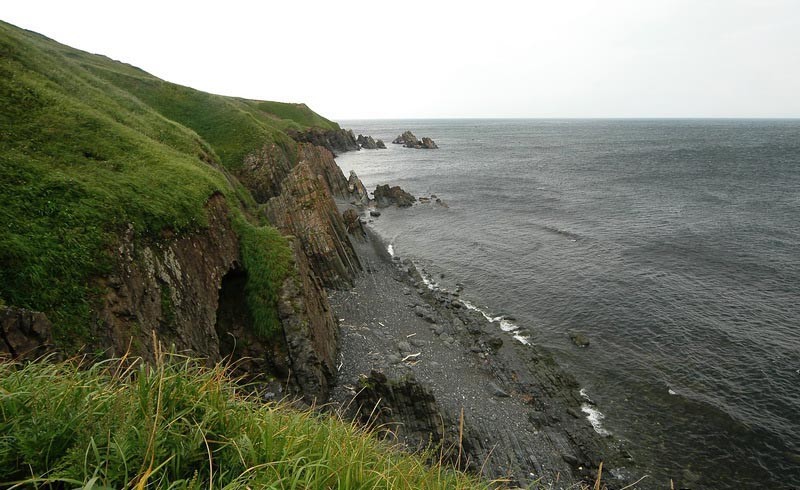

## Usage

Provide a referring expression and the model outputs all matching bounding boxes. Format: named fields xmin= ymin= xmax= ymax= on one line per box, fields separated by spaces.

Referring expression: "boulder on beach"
xmin=392 ymin=130 xmax=438 ymax=149
xmin=373 ymin=184 xmax=416 ymax=208
xmin=342 ymin=209 xmax=365 ymax=237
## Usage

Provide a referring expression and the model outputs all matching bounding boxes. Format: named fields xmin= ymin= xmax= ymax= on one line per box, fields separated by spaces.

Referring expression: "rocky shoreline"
xmin=327 ymin=197 xmax=643 ymax=488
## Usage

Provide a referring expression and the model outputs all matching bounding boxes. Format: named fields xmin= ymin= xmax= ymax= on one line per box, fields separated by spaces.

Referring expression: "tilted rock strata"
xmin=237 ymin=142 xmax=296 ymax=203
xmin=276 ymin=239 xmax=339 ymax=399
xmin=265 ymin=162 xmax=361 ymax=290
xmin=295 ymin=143 xmax=352 ymax=199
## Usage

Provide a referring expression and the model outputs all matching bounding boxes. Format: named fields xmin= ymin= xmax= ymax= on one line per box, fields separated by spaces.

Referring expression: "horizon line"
xmin=335 ymin=116 xmax=800 ymax=121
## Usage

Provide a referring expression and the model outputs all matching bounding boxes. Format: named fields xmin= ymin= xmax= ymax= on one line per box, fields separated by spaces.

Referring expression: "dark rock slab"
xmin=373 ymin=184 xmax=416 ymax=208
xmin=0 ymin=306 xmax=55 ymax=360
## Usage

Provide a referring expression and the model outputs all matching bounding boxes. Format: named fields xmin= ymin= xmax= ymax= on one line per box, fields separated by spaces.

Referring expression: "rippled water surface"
xmin=336 ymin=119 xmax=800 ymax=489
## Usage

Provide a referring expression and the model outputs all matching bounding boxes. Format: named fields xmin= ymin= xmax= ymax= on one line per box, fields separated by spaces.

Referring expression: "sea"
xmin=335 ymin=119 xmax=800 ymax=489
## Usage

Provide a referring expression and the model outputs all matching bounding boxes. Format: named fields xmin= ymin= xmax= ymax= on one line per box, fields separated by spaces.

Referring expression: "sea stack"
xmin=392 ymin=130 xmax=438 ymax=149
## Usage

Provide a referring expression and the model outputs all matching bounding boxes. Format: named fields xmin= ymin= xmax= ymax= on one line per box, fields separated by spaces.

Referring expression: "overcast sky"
xmin=4 ymin=1 xmax=799 ymax=119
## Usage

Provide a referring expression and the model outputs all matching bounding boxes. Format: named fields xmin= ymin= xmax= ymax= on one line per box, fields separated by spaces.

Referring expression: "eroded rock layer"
xmin=265 ymin=161 xmax=361 ymax=290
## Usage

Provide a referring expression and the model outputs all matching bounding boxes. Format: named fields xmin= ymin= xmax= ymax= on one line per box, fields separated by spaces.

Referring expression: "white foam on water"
xmin=401 ymin=258 xmax=534 ymax=346
xmin=579 ymin=389 xmax=611 ymax=436
xmin=462 ymin=301 xmax=532 ymax=345
xmin=581 ymin=403 xmax=611 ymax=436
xmin=513 ymin=333 xmax=532 ymax=345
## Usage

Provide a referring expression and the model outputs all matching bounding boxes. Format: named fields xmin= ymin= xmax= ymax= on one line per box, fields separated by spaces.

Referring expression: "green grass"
xmin=0 ymin=21 xmax=231 ymax=344
xmin=0 ymin=354 xmax=485 ymax=489
xmin=247 ymin=100 xmax=340 ymax=132
xmin=0 ymin=20 xmax=339 ymax=347
xmin=233 ymin=216 xmax=295 ymax=338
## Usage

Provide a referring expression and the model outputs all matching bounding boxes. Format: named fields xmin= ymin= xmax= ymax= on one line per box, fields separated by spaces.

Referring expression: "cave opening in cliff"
xmin=214 ymin=267 xmax=253 ymax=361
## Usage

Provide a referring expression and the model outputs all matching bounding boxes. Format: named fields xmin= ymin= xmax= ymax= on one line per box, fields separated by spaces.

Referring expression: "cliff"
xmin=0 ymin=20 xmax=625 ymax=488
xmin=0 ymin=20 xmax=361 ymax=401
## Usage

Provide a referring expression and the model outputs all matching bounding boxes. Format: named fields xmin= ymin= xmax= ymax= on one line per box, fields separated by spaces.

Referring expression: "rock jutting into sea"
xmin=392 ymin=130 xmax=438 ymax=149
xmin=373 ymin=184 xmax=416 ymax=208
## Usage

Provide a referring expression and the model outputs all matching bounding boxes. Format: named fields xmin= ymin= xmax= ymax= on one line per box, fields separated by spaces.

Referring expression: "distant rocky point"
xmin=356 ymin=134 xmax=386 ymax=150
xmin=392 ymin=130 xmax=438 ymax=149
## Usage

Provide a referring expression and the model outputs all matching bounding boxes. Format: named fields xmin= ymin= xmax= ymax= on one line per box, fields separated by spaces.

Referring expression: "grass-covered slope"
xmin=0 ymin=355 xmax=483 ymax=489
xmin=0 ymin=20 xmax=338 ymax=344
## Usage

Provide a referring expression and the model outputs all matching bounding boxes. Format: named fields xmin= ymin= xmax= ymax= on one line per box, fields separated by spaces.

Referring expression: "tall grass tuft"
xmin=0 ymin=353 xmax=486 ymax=489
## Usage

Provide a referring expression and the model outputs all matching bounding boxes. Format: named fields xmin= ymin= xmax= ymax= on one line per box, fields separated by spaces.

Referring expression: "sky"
xmin=3 ymin=0 xmax=799 ymax=119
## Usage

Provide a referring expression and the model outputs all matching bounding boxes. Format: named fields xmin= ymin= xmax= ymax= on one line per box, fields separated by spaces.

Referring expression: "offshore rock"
xmin=265 ymin=161 xmax=361 ymax=289
xmin=287 ymin=127 xmax=359 ymax=155
xmin=570 ymin=332 xmax=590 ymax=348
xmin=392 ymin=130 xmax=418 ymax=146
xmin=373 ymin=184 xmax=416 ymax=208
xmin=392 ymin=130 xmax=438 ymax=149
xmin=0 ymin=306 xmax=56 ymax=360
xmin=356 ymin=134 xmax=386 ymax=150
xmin=420 ymin=136 xmax=438 ymax=149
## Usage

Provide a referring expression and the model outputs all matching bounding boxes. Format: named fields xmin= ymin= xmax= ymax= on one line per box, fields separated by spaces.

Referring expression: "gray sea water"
xmin=335 ymin=119 xmax=800 ymax=489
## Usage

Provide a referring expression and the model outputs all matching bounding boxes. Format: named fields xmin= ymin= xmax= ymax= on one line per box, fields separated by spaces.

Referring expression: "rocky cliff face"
xmin=0 ymin=306 xmax=55 ymax=361
xmin=92 ymin=192 xmax=339 ymax=401
xmin=237 ymin=142 xmax=296 ymax=203
xmin=265 ymin=159 xmax=361 ymax=290
xmin=95 ymin=193 xmax=241 ymax=363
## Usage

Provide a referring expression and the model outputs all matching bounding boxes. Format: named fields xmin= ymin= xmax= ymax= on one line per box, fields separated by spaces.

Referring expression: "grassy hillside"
xmin=0 ymin=20 xmax=338 ymax=345
xmin=0 ymin=354 xmax=483 ymax=489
